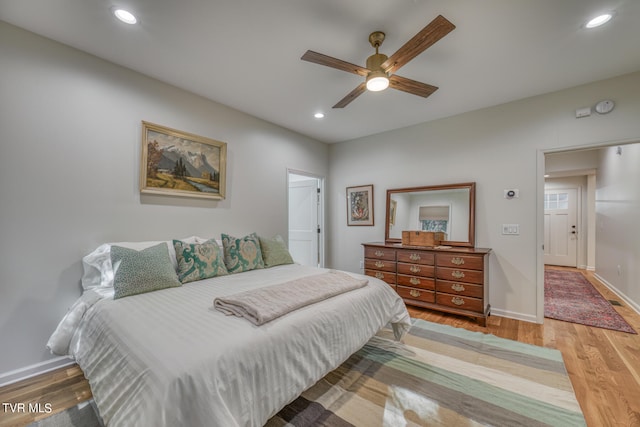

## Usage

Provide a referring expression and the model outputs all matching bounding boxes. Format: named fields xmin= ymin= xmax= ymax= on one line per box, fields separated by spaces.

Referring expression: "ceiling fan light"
xmin=366 ymin=71 xmax=389 ymax=92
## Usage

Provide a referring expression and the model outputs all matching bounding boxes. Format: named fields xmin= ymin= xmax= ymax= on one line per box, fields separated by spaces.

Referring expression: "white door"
xmin=288 ymin=176 xmax=321 ymax=267
xmin=544 ymin=188 xmax=578 ymax=267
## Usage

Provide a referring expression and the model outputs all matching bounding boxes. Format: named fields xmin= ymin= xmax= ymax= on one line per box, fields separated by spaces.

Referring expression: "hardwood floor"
xmin=0 ymin=364 xmax=91 ymax=427
xmin=1 ymin=267 xmax=639 ymax=427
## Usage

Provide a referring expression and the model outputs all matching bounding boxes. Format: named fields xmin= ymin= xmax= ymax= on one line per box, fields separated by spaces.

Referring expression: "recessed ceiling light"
xmin=314 ymin=112 xmax=325 ymax=119
xmin=113 ymin=8 xmax=138 ymax=25
xmin=585 ymin=13 xmax=612 ymax=29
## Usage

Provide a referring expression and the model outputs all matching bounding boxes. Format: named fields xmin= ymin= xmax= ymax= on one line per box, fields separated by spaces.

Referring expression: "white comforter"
xmin=51 ymin=264 xmax=410 ymax=427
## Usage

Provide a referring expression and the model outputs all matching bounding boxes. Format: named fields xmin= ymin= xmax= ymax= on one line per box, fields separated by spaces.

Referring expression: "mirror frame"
xmin=385 ymin=182 xmax=476 ymax=247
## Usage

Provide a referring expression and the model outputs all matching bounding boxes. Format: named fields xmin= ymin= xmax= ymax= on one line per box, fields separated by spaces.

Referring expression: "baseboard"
xmin=0 ymin=356 xmax=75 ymax=388
xmin=490 ymin=308 xmax=539 ymax=324
xmin=593 ymin=274 xmax=640 ymax=315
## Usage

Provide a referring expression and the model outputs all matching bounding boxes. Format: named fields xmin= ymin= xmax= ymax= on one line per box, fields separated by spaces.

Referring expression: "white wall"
xmin=595 ymin=144 xmax=640 ymax=311
xmin=545 ymin=149 xmax=599 ymax=174
xmin=328 ymin=71 xmax=640 ymax=322
xmin=0 ymin=22 xmax=328 ymax=376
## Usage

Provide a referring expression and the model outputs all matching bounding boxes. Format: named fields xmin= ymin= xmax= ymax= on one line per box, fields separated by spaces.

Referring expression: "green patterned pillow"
xmin=111 ymin=243 xmax=181 ymax=299
xmin=173 ymin=239 xmax=228 ymax=284
xmin=259 ymin=235 xmax=294 ymax=267
xmin=221 ymin=232 xmax=265 ymax=274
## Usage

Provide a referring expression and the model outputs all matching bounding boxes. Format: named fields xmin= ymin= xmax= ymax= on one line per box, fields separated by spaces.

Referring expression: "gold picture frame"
xmin=140 ymin=121 xmax=227 ymax=200
xmin=346 ymin=184 xmax=374 ymax=226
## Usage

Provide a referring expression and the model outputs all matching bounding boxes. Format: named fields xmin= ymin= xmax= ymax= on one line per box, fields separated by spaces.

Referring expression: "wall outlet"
xmin=359 ymin=260 xmax=364 ymax=270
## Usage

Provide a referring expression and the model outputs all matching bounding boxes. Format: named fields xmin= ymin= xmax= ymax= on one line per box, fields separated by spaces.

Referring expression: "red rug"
xmin=544 ymin=270 xmax=636 ymax=334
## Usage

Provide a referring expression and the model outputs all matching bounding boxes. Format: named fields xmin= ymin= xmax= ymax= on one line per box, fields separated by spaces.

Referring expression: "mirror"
xmin=385 ymin=182 xmax=476 ymax=247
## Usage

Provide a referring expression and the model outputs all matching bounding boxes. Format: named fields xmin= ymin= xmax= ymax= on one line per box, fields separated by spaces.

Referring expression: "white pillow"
xmin=81 ymin=236 xmax=202 ymax=291
xmin=193 ymin=235 xmax=223 ymax=247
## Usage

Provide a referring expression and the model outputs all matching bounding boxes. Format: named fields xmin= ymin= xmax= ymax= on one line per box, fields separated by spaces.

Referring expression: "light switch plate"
xmin=502 ymin=224 xmax=520 ymax=235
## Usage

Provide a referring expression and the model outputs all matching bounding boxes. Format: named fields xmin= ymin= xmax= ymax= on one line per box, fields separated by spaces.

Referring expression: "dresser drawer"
xmin=436 ymin=279 xmax=483 ymax=298
xmin=364 ymin=269 xmax=396 ymax=285
xmin=437 ymin=267 xmax=484 ymax=285
xmin=436 ymin=253 xmax=483 ymax=270
xmin=397 ymin=286 xmax=435 ymax=303
xmin=436 ymin=293 xmax=483 ymax=313
xmin=397 ymin=275 xmax=435 ymax=290
xmin=364 ymin=246 xmax=396 ymax=261
xmin=397 ymin=263 xmax=434 ymax=278
xmin=364 ymin=259 xmax=396 ymax=272
xmin=397 ymin=250 xmax=434 ymax=265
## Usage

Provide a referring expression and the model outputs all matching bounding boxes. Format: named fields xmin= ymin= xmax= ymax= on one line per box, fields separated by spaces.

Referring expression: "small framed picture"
xmin=346 ymin=185 xmax=374 ymax=226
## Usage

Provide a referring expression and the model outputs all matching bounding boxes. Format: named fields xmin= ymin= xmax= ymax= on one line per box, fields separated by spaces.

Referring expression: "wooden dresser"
xmin=363 ymin=242 xmax=491 ymax=326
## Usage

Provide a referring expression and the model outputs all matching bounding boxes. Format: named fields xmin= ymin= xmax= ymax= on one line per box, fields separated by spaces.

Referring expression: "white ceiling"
xmin=2 ymin=0 xmax=640 ymax=143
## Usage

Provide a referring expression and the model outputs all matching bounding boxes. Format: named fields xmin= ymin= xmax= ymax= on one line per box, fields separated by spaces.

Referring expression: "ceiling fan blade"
xmin=333 ymin=83 xmax=367 ymax=108
xmin=381 ymin=15 xmax=455 ymax=75
xmin=389 ymin=75 xmax=438 ymax=98
xmin=301 ymin=50 xmax=370 ymax=77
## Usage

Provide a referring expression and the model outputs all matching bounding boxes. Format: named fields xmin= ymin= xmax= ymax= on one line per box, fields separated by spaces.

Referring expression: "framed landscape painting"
xmin=140 ymin=121 xmax=227 ymax=200
xmin=346 ymin=184 xmax=374 ymax=226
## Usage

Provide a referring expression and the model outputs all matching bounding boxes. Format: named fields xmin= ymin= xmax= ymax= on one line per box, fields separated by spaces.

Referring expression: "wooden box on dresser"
xmin=363 ymin=242 xmax=492 ymax=326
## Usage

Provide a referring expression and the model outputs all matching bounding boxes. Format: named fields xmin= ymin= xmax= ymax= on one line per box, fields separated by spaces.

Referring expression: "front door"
xmin=544 ymin=188 xmax=578 ymax=267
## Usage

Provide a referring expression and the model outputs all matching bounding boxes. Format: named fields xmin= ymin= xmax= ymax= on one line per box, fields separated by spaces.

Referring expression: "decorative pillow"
xmin=111 ymin=243 xmax=182 ymax=299
xmin=81 ymin=236 xmax=201 ymax=292
xmin=221 ymin=232 xmax=265 ymax=274
xmin=259 ymin=235 xmax=294 ymax=267
xmin=173 ymin=239 xmax=228 ymax=284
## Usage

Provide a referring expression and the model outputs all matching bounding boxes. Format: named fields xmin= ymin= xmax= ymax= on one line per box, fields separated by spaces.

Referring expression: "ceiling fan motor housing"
xmin=366 ymin=52 xmax=388 ymax=72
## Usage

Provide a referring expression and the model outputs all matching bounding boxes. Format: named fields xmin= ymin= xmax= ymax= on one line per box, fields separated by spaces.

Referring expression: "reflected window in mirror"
xmin=420 ymin=206 xmax=449 ymax=234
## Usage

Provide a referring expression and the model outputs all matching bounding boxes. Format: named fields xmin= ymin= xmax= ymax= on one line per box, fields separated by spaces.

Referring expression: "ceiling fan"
xmin=301 ymin=15 xmax=455 ymax=108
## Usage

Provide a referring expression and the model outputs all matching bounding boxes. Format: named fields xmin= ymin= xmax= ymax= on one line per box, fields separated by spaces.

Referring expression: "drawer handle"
xmin=410 ymin=289 xmax=421 ymax=298
xmin=375 ymin=272 xmax=384 ymax=280
xmin=451 ymin=270 xmax=465 ymax=279
xmin=451 ymin=283 xmax=466 ymax=292
xmin=410 ymin=278 xmax=421 ymax=285
xmin=375 ymin=261 xmax=385 ymax=268
xmin=409 ymin=265 xmax=421 ymax=273
xmin=451 ymin=297 xmax=465 ymax=306
xmin=409 ymin=253 xmax=421 ymax=261
xmin=375 ymin=250 xmax=385 ymax=257
xmin=451 ymin=257 xmax=465 ymax=266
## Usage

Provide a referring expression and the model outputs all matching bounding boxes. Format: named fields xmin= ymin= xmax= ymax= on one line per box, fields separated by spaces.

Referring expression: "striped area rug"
xmin=267 ymin=319 xmax=586 ymax=427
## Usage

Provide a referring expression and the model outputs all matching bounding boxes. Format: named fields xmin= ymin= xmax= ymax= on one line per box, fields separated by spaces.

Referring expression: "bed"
xmin=48 ymin=237 xmax=411 ymax=427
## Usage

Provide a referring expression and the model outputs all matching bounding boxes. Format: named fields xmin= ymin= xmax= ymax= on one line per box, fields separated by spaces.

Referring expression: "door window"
xmin=544 ymin=192 xmax=569 ymax=210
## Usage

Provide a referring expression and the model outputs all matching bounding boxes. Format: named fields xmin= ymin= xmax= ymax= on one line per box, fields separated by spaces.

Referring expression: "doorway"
xmin=287 ymin=170 xmax=324 ymax=267
xmin=538 ymin=141 xmax=638 ymax=323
